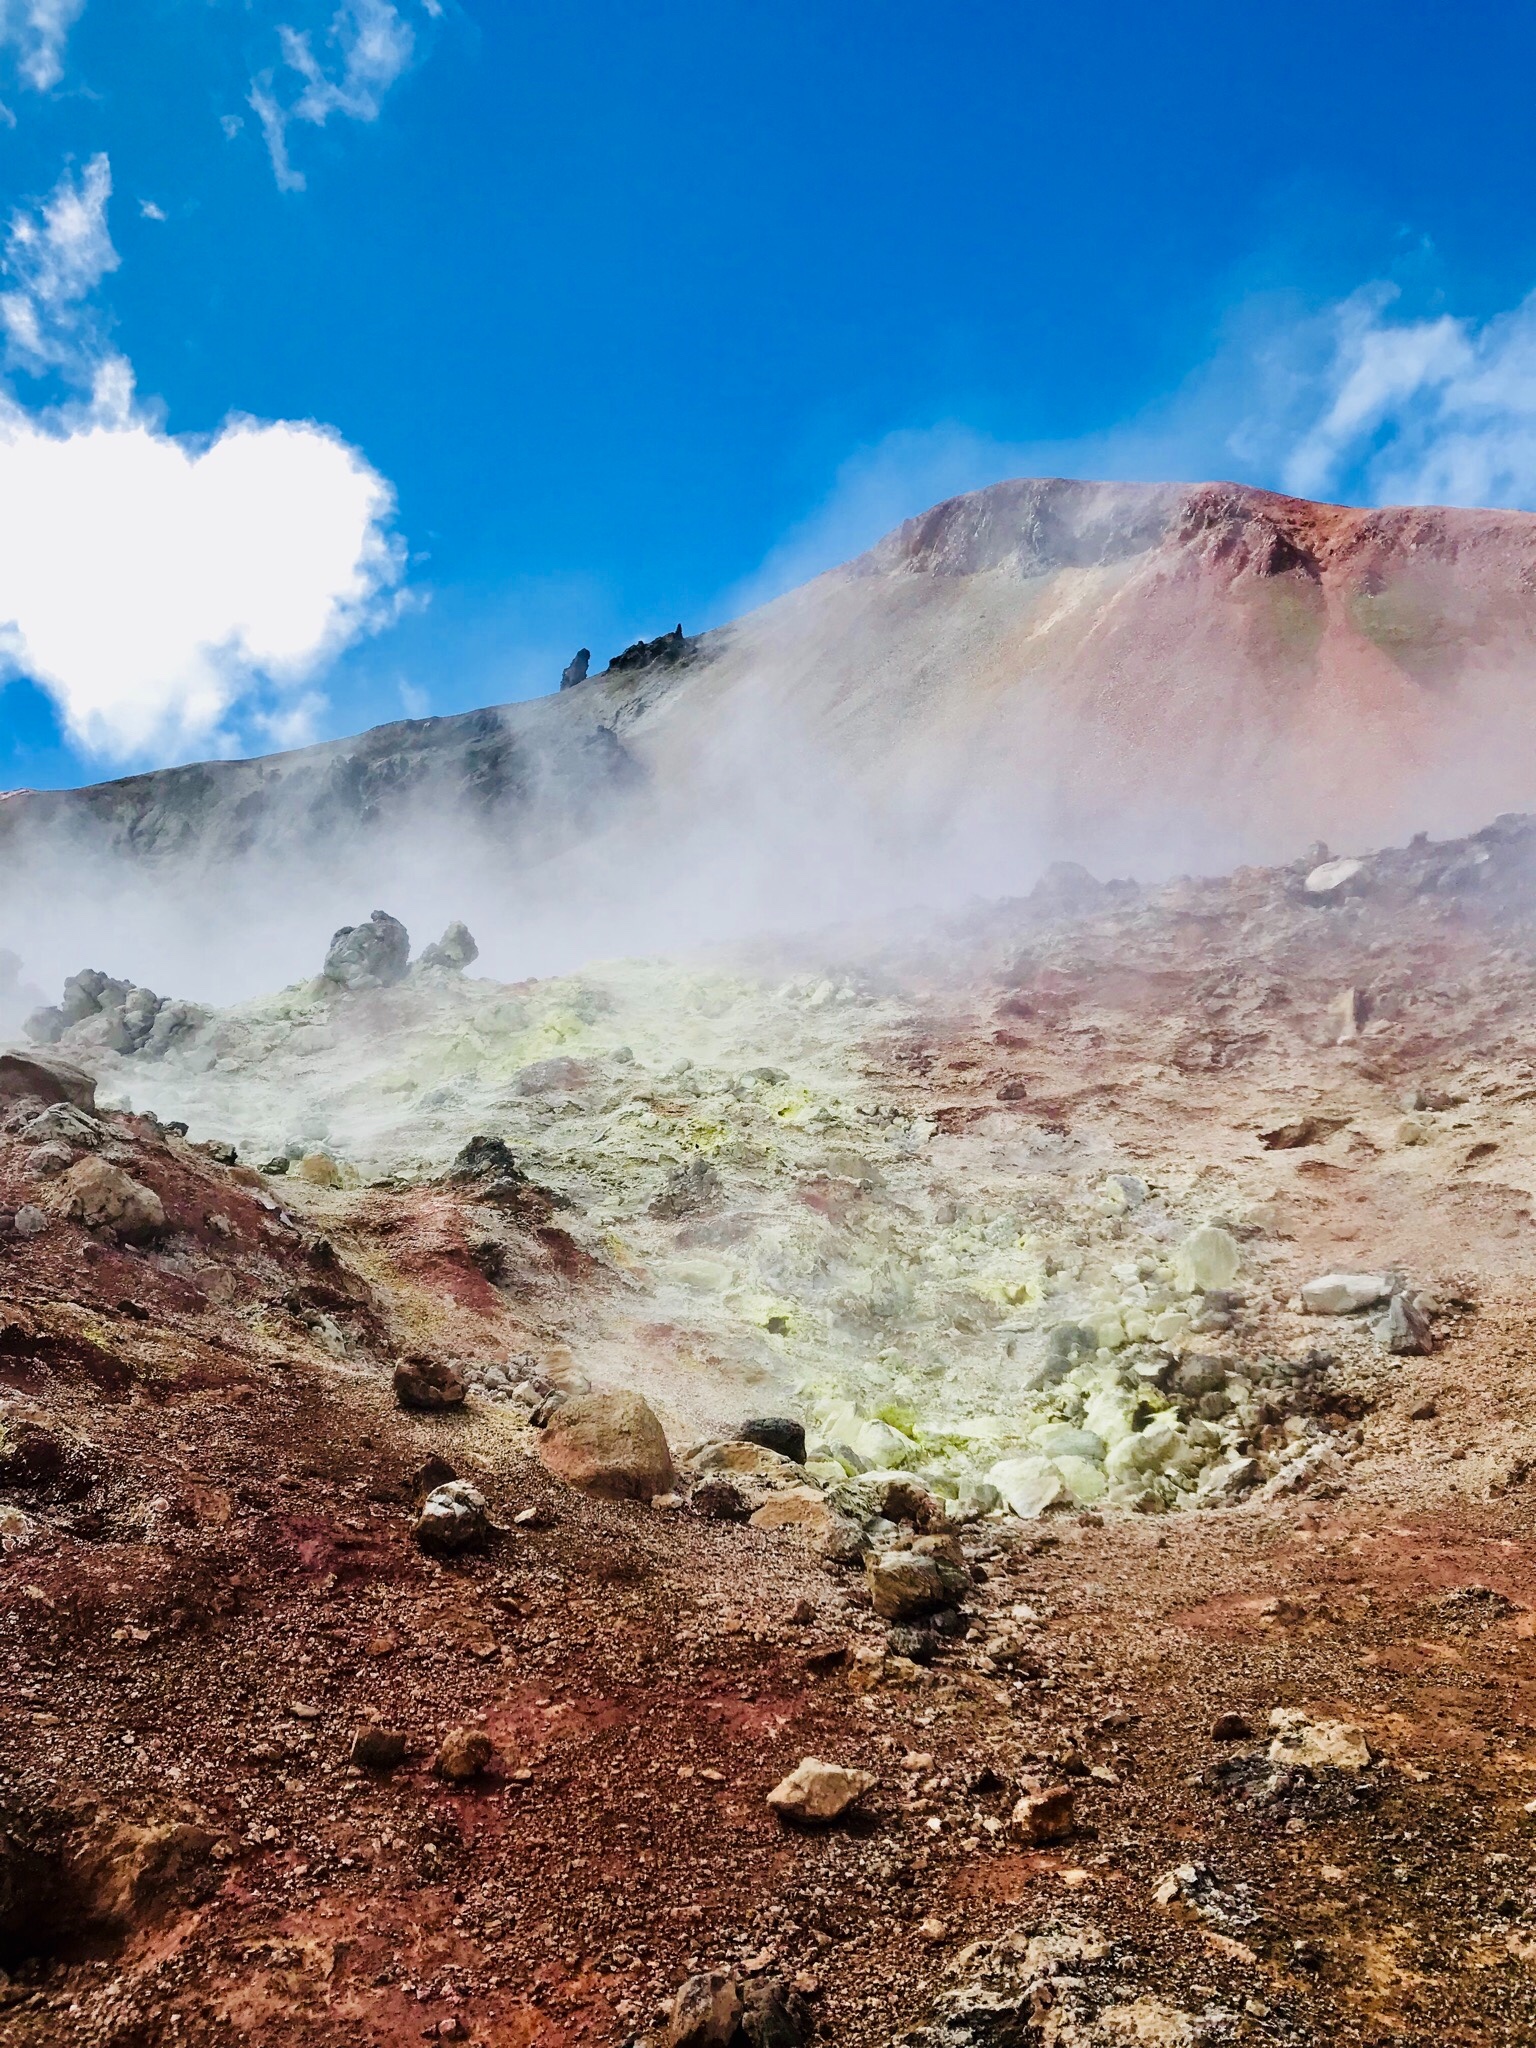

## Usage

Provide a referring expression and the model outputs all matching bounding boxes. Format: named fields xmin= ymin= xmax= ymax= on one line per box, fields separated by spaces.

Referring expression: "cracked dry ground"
xmin=15 ymin=846 xmax=1536 ymax=2044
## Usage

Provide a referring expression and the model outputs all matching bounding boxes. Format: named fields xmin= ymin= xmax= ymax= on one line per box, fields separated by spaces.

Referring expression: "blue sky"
xmin=3 ymin=0 xmax=1536 ymax=790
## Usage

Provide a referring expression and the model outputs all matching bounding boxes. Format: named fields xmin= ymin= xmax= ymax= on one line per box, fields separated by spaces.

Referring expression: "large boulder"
xmin=537 ymin=1390 xmax=674 ymax=1502
xmin=55 ymin=1157 xmax=166 ymax=1240
xmin=323 ymin=911 xmax=410 ymax=991
xmin=0 ymin=1049 xmax=96 ymax=1112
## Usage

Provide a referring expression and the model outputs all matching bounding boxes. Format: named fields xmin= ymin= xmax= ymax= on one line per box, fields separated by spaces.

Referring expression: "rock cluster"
xmin=24 ymin=969 xmax=207 ymax=1059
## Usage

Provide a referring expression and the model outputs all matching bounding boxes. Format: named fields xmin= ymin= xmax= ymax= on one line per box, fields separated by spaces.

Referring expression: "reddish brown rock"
xmin=537 ymin=1389 xmax=674 ymax=1502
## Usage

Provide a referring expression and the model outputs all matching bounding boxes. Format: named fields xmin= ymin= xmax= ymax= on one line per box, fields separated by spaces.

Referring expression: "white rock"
xmin=1268 ymin=1707 xmax=1371 ymax=1770
xmin=986 ymin=1455 xmax=1067 ymax=1520
xmin=1305 ymin=857 xmax=1363 ymax=896
xmin=1172 ymin=1225 xmax=1239 ymax=1295
xmin=1299 ymin=1272 xmax=1391 ymax=1315
xmin=766 ymin=1756 xmax=875 ymax=1823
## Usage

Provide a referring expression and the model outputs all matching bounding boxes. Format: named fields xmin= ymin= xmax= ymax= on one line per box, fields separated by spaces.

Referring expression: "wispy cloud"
xmin=0 ymin=152 xmax=122 ymax=395
xmin=249 ymin=0 xmax=418 ymax=193
xmin=0 ymin=156 xmax=406 ymax=761
xmin=1267 ymin=285 xmax=1536 ymax=509
xmin=0 ymin=0 xmax=84 ymax=94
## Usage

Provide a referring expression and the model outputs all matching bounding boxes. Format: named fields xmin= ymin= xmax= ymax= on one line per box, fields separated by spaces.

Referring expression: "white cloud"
xmin=1269 ymin=285 xmax=1536 ymax=510
xmin=0 ymin=406 xmax=403 ymax=759
xmin=250 ymin=0 xmax=416 ymax=192
xmin=0 ymin=0 xmax=84 ymax=93
xmin=139 ymin=198 xmax=166 ymax=223
xmin=0 ymin=157 xmax=405 ymax=762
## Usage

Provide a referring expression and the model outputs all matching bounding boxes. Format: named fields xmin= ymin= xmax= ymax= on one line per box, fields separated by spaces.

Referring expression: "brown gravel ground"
xmin=11 ymin=826 xmax=1536 ymax=2045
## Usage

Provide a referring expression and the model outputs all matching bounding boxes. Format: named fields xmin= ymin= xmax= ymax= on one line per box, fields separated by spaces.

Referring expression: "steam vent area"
xmin=12 ymin=801 xmax=1536 ymax=2044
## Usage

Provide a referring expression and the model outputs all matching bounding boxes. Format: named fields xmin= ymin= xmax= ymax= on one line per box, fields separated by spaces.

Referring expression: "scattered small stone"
xmin=393 ymin=1357 xmax=468 ymax=1411
xmin=766 ymin=1757 xmax=876 ymax=1825
xmin=14 ymin=1204 xmax=47 ymax=1238
xmin=1259 ymin=1116 xmax=1347 ymax=1150
xmin=433 ymin=1727 xmax=493 ymax=1781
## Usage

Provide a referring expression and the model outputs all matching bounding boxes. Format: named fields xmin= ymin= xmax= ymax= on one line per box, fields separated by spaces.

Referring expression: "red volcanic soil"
xmin=14 ymin=818 xmax=1536 ymax=2042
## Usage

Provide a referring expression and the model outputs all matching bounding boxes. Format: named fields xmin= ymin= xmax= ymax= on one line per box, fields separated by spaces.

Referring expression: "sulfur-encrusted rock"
xmin=415 ymin=920 xmax=479 ymax=973
xmin=537 ymin=1389 xmax=674 ymax=1502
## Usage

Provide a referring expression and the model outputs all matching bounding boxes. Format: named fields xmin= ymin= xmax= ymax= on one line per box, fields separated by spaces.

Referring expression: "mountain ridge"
xmin=8 ymin=473 xmax=1536 ymax=871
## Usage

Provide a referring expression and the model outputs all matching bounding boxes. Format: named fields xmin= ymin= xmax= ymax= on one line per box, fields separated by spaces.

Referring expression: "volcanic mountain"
xmin=6 ymin=476 xmax=1536 ymax=992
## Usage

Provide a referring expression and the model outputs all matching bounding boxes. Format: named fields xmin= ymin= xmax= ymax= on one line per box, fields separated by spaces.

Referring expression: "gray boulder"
xmin=323 ymin=911 xmax=410 ymax=990
xmin=415 ymin=920 xmax=479 ymax=973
